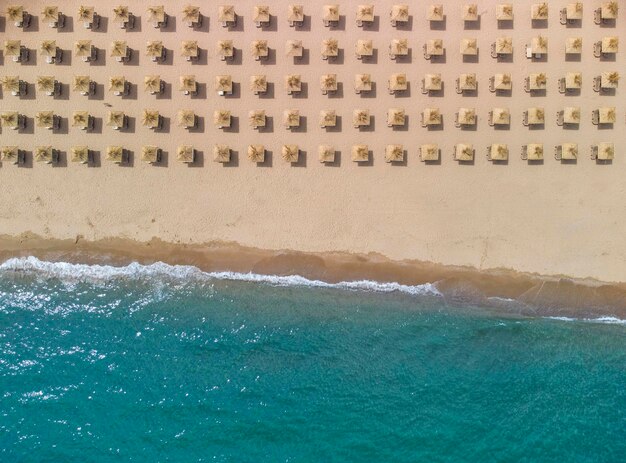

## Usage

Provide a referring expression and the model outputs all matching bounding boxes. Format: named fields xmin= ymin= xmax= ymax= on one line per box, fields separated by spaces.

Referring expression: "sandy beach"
xmin=1 ymin=1 xmax=625 ymax=286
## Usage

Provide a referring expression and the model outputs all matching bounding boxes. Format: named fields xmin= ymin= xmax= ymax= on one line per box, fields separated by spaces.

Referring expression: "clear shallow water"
xmin=1 ymin=259 xmax=625 ymax=462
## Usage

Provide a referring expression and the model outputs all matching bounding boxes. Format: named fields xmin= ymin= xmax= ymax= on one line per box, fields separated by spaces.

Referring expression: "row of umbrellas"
xmin=0 ymin=142 xmax=616 ymax=165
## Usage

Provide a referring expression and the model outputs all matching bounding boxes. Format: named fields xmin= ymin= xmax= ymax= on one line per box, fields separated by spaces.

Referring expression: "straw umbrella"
xmin=353 ymin=109 xmax=370 ymax=127
xmin=563 ymin=107 xmax=581 ymax=124
xmin=525 ymin=144 xmax=543 ymax=161
xmin=491 ymin=108 xmax=510 ymax=125
xmin=323 ymin=5 xmax=340 ymax=25
xmin=77 ymin=6 xmax=95 ymax=25
xmin=494 ymin=73 xmax=512 ymax=90
xmin=387 ymin=108 xmax=405 ymax=127
xmin=287 ymin=4 xmax=304 ymax=25
xmin=285 ymin=74 xmax=302 ymax=94
xmin=73 ymin=75 xmax=92 ymax=95
xmin=215 ymin=75 xmax=233 ymax=95
xmin=531 ymin=3 xmax=548 ymax=20
xmin=531 ymin=36 xmax=548 ymax=54
xmin=40 ymin=40 xmax=58 ymax=63
xmin=496 ymin=4 xmax=514 ymax=20
xmin=601 ymin=1 xmax=619 ymax=19
xmin=144 ymin=75 xmax=162 ymax=94
xmin=72 ymin=111 xmax=91 ymax=130
xmin=182 ymin=5 xmax=201 ymax=26
xmin=320 ymin=74 xmax=338 ymax=94
xmin=385 ymin=145 xmax=404 ymax=163
xmin=250 ymin=75 xmax=267 ymax=94
xmin=140 ymin=145 xmax=160 ymax=163
xmin=142 ymin=110 xmax=161 ymax=130
xmin=565 ymin=72 xmax=582 ymax=89
xmin=109 ymin=76 xmax=127 ymax=95
xmin=147 ymin=5 xmax=166 ymax=26
xmin=460 ymin=38 xmax=478 ymax=55
xmin=318 ymin=145 xmax=335 ymax=163
xmin=146 ymin=41 xmax=164 ymax=61
xmin=214 ymin=110 xmax=231 ymax=128
xmin=37 ymin=75 xmax=56 ymax=95
xmin=1 ymin=146 xmax=19 ymax=163
xmin=526 ymin=107 xmax=545 ymax=125
xmin=36 ymin=111 xmax=55 ymax=130
xmin=251 ymin=40 xmax=269 ymax=60
xmin=428 ymin=4 xmax=444 ymax=21
xmin=320 ymin=110 xmax=337 ymax=128
xmin=217 ymin=40 xmax=234 ymax=60
xmin=75 ymin=40 xmax=94 ymax=61
xmin=284 ymin=110 xmax=300 ymax=128
xmin=459 ymin=73 xmax=477 ymax=91
xmin=424 ymin=73 xmax=442 ymax=91
xmin=566 ymin=3 xmax=583 ymax=20
xmin=463 ymin=4 xmax=479 ymax=21
xmin=457 ymin=108 xmax=476 ymax=125
xmin=181 ymin=41 xmax=199 ymax=60
xmin=598 ymin=107 xmax=616 ymax=124
xmin=106 ymin=145 xmax=125 ymax=163
xmin=41 ymin=6 xmax=60 ymax=26
xmin=178 ymin=110 xmax=196 ymax=129
xmin=529 ymin=72 xmax=547 ymax=90
xmin=107 ymin=111 xmax=126 ymax=130
xmin=254 ymin=6 xmax=270 ymax=26
xmin=35 ymin=146 xmax=53 ymax=163
xmin=489 ymin=144 xmax=509 ymax=161
xmin=389 ymin=39 xmax=408 ymax=58
xmin=597 ymin=142 xmax=615 ymax=161
xmin=421 ymin=144 xmax=440 ymax=161
xmin=355 ymin=74 xmax=372 ymax=93
xmin=321 ymin=38 xmax=339 ymax=59
xmin=248 ymin=145 xmax=265 ymax=163
xmin=1 ymin=76 xmax=21 ymax=95
xmin=565 ymin=37 xmax=582 ymax=54
xmin=1 ymin=112 xmax=21 ymax=130
xmin=601 ymin=71 xmax=620 ymax=89
xmin=282 ymin=145 xmax=300 ymax=163
xmin=213 ymin=145 xmax=231 ymax=163
xmin=218 ymin=5 xmax=236 ymax=25
xmin=110 ymin=40 xmax=129 ymax=61
xmin=285 ymin=40 xmax=303 ymax=58
xmin=351 ymin=144 xmax=369 ymax=162
xmin=601 ymin=37 xmax=619 ymax=53
xmin=177 ymin=145 xmax=195 ymax=163
xmin=423 ymin=108 xmax=442 ymax=126
xmin=390 ymin=5 xmax=409 ymax=25
xmin=389 ymin=73 xmax=408 ymax=93
xmin=356 ymin=5 xmax=374 ymax=25
xmin=426 ymin=39 xmax=444 ymax=56
xmin=112 ymin=5 xmax=131 ymax=25
xmin=249 ymin=110 xmax=266 ymax=129
xmin=4 ymin=40 xmax=21 ymax=60
xmin=6 ymin=5 xmax=25 ymax=24
xmin=453 ymin=144 xmax=472 ymax=161
xmin=496 ymin=37 xmax=513 ymax=54
xmin=560 ymin=143 xmax=578 ymax=160
xmin=355 ymin=39 xmax=373 ymax=58
xmin=179 ymin=75 xmax=197 ymax=95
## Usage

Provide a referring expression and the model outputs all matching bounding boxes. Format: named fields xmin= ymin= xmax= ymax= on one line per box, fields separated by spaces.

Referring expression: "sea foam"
xmin=0 ymin=256 xmax=442 ymax=297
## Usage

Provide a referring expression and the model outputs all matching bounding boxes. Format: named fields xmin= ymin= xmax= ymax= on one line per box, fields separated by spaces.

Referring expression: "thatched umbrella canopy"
xmin=1 ymin=76 xmax=20 ymax=92
xmin=250 ymin=75 xmax=267 ymax=93
xmin=75 ymin=40 xmax=92 ymax=57
xmin=107 ymin=111 xmax=125 ymax=127
xmin=598 ymin=142 xmax=615 ymax=160
xmin=356 ymin=39 xmax=373 ymax=56
xmin=602 ymin=1 xmax=619 ymax=19
xmin=351 ymin=144 xmax=369 ymax=162
xmin=566 ymin=72 xmax=582 ymax=89
xmin=142 ymin=109 xmax=160 ymax=128
xmin=323 ymin=5 xmax=340 ymax=22
xmin=1 ymin=112 xmax=19 ymax=128
xmin=320 ymin=110 xmax=337 ymax=127
xmin=146 ymin=41 xmax=164 ymax=57
xmin=254 ymin=5 xmax=270 ymax=23
xmin=1 ymin=146 xmax=19 ymax=162
xmin=602 ymin=36 xmax=619 ymax=53
xmin=251 ymin=40 xmax=269 ymax=58
xmin=424 ymin=73 xmax=442 ymax=91
xmin=387 ymin=108 xmax=405 ymax=126
xmin=563 ymin=107 xmax=581 ymax=124
xmin=494 ymin=73 xmax=512 ymax=90
xmin=561 ymin=143 xmax=578 ymax=160
xmin=182 ymin=5 xmax=200 ymax=23
xmin=426 ymin=39 xmax=443 ymax=55
xmin=217 ymin=40 xmax=234 ymax=58
xmin=35 ymin=146 xmax=53 ymax=162
xmin=36 ymin=111 xmax=55 ymax=128
xmin=179 ymin=74 xmax=197 ymax=92
xmin=218 ymin=5 xmax=236 ymax=23
xmin=321 ymin=38 xmax=339 ymax=58
xmin=213 ymin=110 xmax=231 ymax=127
xmin=529 ymin=72 xmax=547 ymax=90
xmin=72 ymin=111 xmax=90 ymax=128
xmin=496 ymin=37 xmax=513 ymax=54
xmin=287 ymin=4 xmax=304 ymax=22
xmin=566 ymin=2 xmax=583 ymax=19
xmin=353 ymin=109 xmax=370 ymax=126
xmin=428 ymin=4 xmax=444 ymax=21
xmin=389 ymin=73 xmax=408 ymax=91
xmin=531 ymin=36 xmax=548 ymax=54
xmin=285 ymin=74 xmax=302 ymax=92
xmin=144 ymin=75 xmax=161 ymax=93
xmin=40 ymin=40 xmax=57 ymax=57
xmin=284 ymin=109 xmax=300 ymax=127
xmin=282 ymin=144 xmax=300 ymax=163
xmin=460 ymin=38 xmax=478 ymax=55
xmin=565 ymin=37 xmax=582 ymax=54
xmin=598 ymin=107 xmax=616 ymax=124
xmin=320 ymin=74 xmax=338 ymax=92
xmin=459 ymin=73 xmax=477 ymax=90
xmin=213 ymin=145 xmax=231 ymax=163
xmin=601 ymin=71 xmax=620 ymax=88
xmin=355 ymin=74 xmax=372 ymax=92
xmin=531 ymin=2 xmax=548 ymax=20
xmin=37 ymin=75 xmax=55 ymax=92
xmin=147 ymin=5 xmax=165 ymax=22
xmin=318 ymin=145 xmax=335 ymax=163
xmin=454 ymin=144 xmax=472 ymax=161
xmin=527 ymin=107 xmax=545 ymax=125
xmin=490 ymin=144 xmax=509 ymax=161
xmin=181 ymin=40 xmax=198 ymax=58
xmin=6 ymin=5 xmax=24 ymax=22
xmin=42 ymin=6 xmax=59 ymax=21
xmin=178 ymin=110 xmax=196 ymax=128
xmin=4 ymin=40 xmax=21 ymax=57
xmin=390 ymin=38 xmax=408 ymax=56
xmin=106 ymin=145 xmax=124 ymax=162
xmin=391 ymin=4 xmax=409 ymax=23
xmin=77 ymin=6 xmax=95 ymax=22
xmin=492 ymin=107 xmax=510 ymax=124
xmin=526 ymin=144 xmax=544 ymax=161
xmin=496 ymin=4 xmax=513 ymax=20
xmin=249 ymin=110 xmax=266 ymax=128
xmin=285 ymin=40 xmax=303 ymax=57
xmin=463 ymin=4 xmax=478 ymax=21
xmin=141 ymin=145 xmax=160 ymax=163
xmin=385 ymin=144 xmax=404 ymax=163
xmin=73 ymin=75 xmax=91 ymax=93
xmin=356 ymin=5 xmax=374 ymax=22
xmin=112 ymin=5 xmax=130 ymax=23
xmin=423 ymin=107 xmax=441 ymax=125
xmin=248 ymin=145 xmax=265 ymax=163
xmin=177 ymin=145 xmax=194 ymax=162
xmin=110 ymin=40 xmax=128 ymax=57
xmin=109 ymin=76 xmax=126 ymax=93
xmin=458 ymin=107 xmax=476 ymax=125
xmin=215 ymin=75 xmax=233 ymax=93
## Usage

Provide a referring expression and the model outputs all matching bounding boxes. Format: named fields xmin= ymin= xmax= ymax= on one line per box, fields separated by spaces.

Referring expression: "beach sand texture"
xmin=0 ymin=1 xmax=625 ymax=282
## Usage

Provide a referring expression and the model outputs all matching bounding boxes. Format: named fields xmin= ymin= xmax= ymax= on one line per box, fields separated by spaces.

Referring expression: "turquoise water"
xmin=1 ymin=258 xmax=625 ymax=462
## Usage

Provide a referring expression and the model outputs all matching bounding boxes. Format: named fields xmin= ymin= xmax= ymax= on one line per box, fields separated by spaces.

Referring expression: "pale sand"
xmin=0 ymin=1 xmax=625 ymax=283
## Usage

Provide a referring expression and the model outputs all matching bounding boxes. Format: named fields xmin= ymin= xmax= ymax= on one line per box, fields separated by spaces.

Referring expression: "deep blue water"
xmin=0 ymin=258 xmax=625 ymax=462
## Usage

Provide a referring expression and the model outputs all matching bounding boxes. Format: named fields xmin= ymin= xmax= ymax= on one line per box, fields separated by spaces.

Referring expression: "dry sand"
xmin=0 ymin=1 xmax=625 ymax=284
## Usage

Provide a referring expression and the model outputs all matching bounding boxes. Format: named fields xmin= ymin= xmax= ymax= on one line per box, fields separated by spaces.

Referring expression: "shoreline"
xmin=2 ymin=233 xmax=626 ymax=319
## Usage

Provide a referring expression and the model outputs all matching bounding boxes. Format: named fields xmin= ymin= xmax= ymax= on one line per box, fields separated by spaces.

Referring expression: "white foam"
xmin=0 ymin=256 xmax=442 ymax=297
xmin=546 ymin=315 xmax=626 ymax=326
